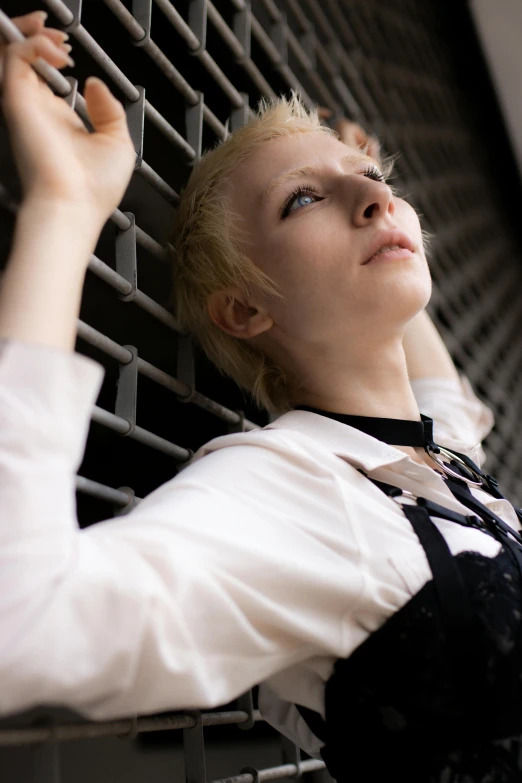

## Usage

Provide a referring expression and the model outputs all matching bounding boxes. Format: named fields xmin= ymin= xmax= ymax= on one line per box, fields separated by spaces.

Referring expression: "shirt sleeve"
xmin=410 ymin=373 xmax=495 ymax=467
xmin=0 ymin=340 xmax=365 ymax=721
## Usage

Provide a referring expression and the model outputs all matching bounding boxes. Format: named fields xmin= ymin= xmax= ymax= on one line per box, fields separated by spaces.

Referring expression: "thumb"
xmin=83 ymin=76 xmax=131 ymax=142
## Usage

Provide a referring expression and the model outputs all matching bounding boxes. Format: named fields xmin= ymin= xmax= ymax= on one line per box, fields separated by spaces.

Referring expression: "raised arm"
xmin=0 ymin=14 xmax=364 ymax=720
xmin=0 ymin=11 xmax=135 ymax=351
xmin=402 ymin=308 xmax=460 ymax=383
xmin=0 ymin=337 xmax=362 ymax=719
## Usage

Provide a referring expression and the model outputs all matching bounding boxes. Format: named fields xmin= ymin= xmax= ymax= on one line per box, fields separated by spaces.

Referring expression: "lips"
xmin=362 ymin=230 xmax=416 ymax=265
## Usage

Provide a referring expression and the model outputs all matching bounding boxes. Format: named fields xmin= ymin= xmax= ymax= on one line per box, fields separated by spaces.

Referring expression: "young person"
xmin=2 ymin=12 xmax=519 ymax=783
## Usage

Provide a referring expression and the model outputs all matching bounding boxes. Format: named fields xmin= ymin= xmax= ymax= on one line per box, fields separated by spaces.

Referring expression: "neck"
xmin=291 ymin=339 xmax=421 ymax=422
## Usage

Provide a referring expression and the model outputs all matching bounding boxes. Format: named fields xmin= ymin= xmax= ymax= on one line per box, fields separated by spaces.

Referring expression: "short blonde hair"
xmin=166 ymin=90 xmax=338 ymax=415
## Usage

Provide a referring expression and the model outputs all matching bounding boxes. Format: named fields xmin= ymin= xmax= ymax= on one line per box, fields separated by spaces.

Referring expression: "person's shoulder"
xmin=177 ymin=422 xmax=347 ymax=494
xmin=185 ymin=422 xmax=318 ymax=468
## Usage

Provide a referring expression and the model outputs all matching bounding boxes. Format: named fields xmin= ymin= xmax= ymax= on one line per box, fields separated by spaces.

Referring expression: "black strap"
xmin=444 ymin=475 xmax=522 ymax=548
xmin=399 ymin=503 xmax=486 ymax=706
xmin=432 ymin=443 xmax=522 ymax=528
xmin=293 ymin=407 xmax=434 ymax=446
xmin=361 ymin=469 xmax=492 ymax=709
xmin=442 ymin=474 xmax=522 ymax=586
xmin=365 ymin=475 xmax=486 ymax=530
xmin=295 ymin=461 xmax=519 ymax=746
xmin=438 ymin=444 xmax=508 ymax=500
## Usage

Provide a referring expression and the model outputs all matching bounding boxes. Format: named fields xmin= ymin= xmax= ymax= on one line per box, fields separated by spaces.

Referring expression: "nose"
xmin=351 ymin=178 xmax=395 ymax=226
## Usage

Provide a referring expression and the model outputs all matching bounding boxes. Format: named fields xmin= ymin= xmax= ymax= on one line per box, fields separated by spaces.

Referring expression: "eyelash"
xmin=280 ymin=164 xmax=387 ymax=219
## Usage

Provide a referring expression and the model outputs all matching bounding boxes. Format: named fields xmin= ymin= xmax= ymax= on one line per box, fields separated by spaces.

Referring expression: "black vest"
xmin=292 ymin=406 xmax=522 ymax=782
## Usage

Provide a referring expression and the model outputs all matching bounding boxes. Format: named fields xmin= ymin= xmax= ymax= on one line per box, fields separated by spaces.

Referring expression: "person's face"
xmin=219 ymin=131 xmax=432 ymax=361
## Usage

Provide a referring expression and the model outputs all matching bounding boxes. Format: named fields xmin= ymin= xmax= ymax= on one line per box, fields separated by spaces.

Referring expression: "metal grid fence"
xmin=1 ymin=0 xmax=522 ymax=779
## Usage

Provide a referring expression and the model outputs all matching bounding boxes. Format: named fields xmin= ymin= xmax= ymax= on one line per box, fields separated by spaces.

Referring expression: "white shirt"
xmin=0 ymin=339 xmax=507 ymax=759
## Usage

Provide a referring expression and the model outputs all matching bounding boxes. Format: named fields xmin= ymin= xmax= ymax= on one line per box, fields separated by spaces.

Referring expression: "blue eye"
xmin=280 ymin=185 xmax=321 ymax=219
xmin=279 ymin=165 xmax=387 ymax=219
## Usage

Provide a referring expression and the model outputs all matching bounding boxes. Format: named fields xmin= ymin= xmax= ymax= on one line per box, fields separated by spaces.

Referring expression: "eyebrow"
xmin=259 ymin=151 xmax=377 ymax=205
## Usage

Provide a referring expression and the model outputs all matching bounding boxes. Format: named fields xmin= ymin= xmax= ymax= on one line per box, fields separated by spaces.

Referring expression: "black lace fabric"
xmin=321 ymin=547 xmax=522 ymax=783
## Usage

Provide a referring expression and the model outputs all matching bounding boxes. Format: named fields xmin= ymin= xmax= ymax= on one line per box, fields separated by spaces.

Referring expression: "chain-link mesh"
xmin=1 ymin=0 xmax=522 ymax=779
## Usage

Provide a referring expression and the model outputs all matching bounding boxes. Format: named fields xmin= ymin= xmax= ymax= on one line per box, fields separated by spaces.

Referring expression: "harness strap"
xmin=295 ymin=460 xmax=520 ymax=748
xmin=365 ymin=475 xmax=485 ymax=530
xmin=441 ymin=472 xmax=522 ymax=589
xmin=433 ymin=443 xmax=522 ymax=527
xmin=443 ymin=476 xmax=522 ymax=547
xmin=361 ymin=470 xmax=492 ymax=709
xmin=399 ymin=502 xmax=487 ymax=707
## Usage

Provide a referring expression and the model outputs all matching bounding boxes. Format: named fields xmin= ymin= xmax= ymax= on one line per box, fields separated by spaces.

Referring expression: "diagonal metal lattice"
xmin=1 ymin=0 xmax=522 ymax=780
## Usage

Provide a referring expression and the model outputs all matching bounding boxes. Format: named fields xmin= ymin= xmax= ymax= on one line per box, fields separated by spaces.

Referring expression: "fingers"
xmin=0 ymin=11 xmax=72 ymax=94
xmin=319 ymin=110 xmax=382 ymax=165
xmin=317 ymin=106 xmax=332 ymax=120
xmin=1 ymin=33 xmax=73 ymax=104
xmin=4 ymin=10 xmax=50 ymax=38
xmin=83 ymin=77 xmax=133 ymax=146
xmin=366 ymin=136 xmax=381 ymax=164
xmin=0 ymin=11 xmax=69 ymax=50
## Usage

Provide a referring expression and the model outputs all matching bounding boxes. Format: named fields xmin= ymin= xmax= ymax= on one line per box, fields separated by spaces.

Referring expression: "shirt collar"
xmin=263 ymin=409 xmax=414 ymax=472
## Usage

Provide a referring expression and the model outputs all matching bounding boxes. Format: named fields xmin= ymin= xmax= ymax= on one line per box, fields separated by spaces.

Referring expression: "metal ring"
xmin=426 ymin=444 xmax=484 ymax=487
xmin=392 ymin=488 xmax=417 ymax=504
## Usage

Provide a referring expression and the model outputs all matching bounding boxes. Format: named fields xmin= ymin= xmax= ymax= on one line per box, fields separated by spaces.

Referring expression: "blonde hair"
xmin=166 ymin=90 xmax=340 ymax=415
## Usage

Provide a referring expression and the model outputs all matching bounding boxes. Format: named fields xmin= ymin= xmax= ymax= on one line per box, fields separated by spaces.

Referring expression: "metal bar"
xmin=206 ymin=2 xmax=276 ymax=99
xmin=44 ymin=0 xmax=226 ymax=154
xmin=0 ymin=710 xmax=263 ymax=747
xmin=183 ymin=711 xmax=207 ymax=783
xmin=155 ymin=0 xmax=252 ymax=112
xmin=214 ymin=759 xmax=325 ymax=783
xmin=0 ymin=184 xmax=176 ymax=326
xmin=90 ymin=404 xmax=193 ymax=460
xmin=76 ymin=320 xmax=260 ymax=429
xmin=249 ymin=14 xmax=314 ymax=109
xmin=75 ymin=474 xmax=142 ymax=506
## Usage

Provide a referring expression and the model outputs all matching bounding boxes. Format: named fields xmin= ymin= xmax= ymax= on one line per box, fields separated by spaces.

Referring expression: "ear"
xmin=207 ymin=287 xmax=273 ymax=339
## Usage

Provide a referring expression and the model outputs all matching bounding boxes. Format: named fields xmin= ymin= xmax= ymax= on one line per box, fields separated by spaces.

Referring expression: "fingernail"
xmin=34 ymin=11 xmax=48 ymax=21
xmin=65 ymin=55 xmax=75 ymax=67
xmin=62 ymin=43 xmax=72 ymax=53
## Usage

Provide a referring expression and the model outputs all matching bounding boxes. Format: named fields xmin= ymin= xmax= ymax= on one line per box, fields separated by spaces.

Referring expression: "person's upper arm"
xmin=70 ymin=439 xmax=364 ymax=719
xmin=0 ymin=338 xmax=365 ymax=721
xmin=410 ymin=373 xmax=495 ymax=467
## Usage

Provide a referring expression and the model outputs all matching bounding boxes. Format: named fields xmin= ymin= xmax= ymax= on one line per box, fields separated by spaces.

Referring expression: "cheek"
xmin=396 ymin=200 xmax=423 ymax=241
xmin=263 ymin=219 xmax=326 ymax=275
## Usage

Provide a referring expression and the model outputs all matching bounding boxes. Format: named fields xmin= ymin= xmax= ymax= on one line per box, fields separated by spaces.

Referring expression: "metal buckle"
xmin=425 ymin=444 xmax=484 ymax=488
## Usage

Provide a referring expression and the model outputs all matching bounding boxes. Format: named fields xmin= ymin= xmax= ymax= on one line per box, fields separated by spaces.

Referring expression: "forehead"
xmin=226 ymin=131 xmax=370 ymax=207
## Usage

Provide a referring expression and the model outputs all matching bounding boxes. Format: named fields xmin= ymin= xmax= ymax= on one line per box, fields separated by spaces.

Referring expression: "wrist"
xmin=0 ymin=198 xmax=105 ymax=353
xmin=19 ymin=197 xmax=106 ymax=243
